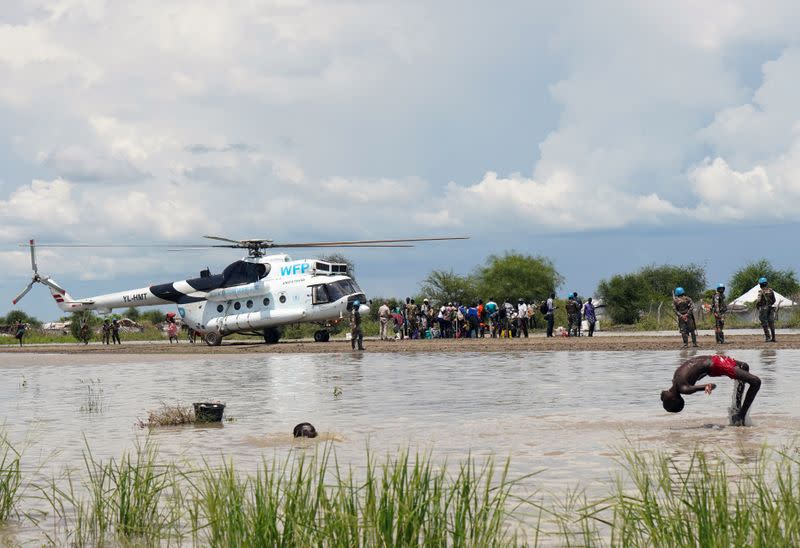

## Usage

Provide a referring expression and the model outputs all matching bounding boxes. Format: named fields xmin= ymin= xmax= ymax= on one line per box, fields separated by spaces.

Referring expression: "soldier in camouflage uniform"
xmin=673 ymin=287 xmax=697 ymax=348
xmin=350 ymin=300 xmax=364 ymax=350
xmin=756 ymin=277 xmax=776 ymax=342
xmin=711 ymin=283 xmax=727 ymax=344
xmin=406 ymin=299 xmax=419 ymax=338
xmin=565 ymin=294 xmax=581 ymax=337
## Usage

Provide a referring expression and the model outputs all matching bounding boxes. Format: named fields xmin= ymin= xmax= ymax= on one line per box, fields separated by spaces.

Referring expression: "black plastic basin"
xmin=193 ymin=402 xmax=225 ymax=422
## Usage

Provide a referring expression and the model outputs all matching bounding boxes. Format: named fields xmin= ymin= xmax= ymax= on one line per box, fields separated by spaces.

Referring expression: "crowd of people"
xmin=374 ymin=294 xmax=598 ymax=341
xmin=371 ymin=275 xmax=781 ymax=349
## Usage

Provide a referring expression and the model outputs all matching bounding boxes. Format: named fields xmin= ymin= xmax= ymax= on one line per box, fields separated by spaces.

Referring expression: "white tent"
xmin=728 ymin=285 xmax=798 ymax=321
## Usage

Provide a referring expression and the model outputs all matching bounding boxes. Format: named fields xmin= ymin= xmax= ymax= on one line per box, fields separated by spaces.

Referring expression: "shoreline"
xmin=1 ymin=333 xmax=797 ymax=354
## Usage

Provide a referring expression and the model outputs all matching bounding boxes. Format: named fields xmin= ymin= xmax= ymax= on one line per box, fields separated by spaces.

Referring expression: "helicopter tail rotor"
xmin=12 ymin=239 xmax=70 ymax=306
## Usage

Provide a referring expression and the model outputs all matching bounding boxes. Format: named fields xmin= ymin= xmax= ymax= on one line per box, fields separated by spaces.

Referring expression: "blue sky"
xmin=2 ymin=1 xmax=800 ymax=320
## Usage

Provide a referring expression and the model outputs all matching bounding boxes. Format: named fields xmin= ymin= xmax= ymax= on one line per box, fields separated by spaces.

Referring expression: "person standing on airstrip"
xmin=378 ymin=301 xmax=391 ymax=341
xmin=565 ymin=294 xmax=581 ymax=337
xmin=583 ymin=298 xmax=597 ymax=337
xmin=756 ymin=277 xmax=777 ymax=342
xmin=545 ymin=293 xmax=556 ymax=337
xmin=102 ymin=319 xmax=111 ymax=345
xmin=111 ymin=319 xmax=122 ymax=345
xmin=673 ymin=287 xmax=698 ymax=348
xmin=711 ymin=283 xmax=727 ymax=344
xmin=350 ymin=300 xmax=364 ymax=350
xmin=14 ymin=322 xmax=25 ymax=347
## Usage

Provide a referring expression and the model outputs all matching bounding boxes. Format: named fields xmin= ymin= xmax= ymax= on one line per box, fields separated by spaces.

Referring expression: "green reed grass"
xmin=576 ymin=447 xmax=800 ymax=547
xmin=185 ymin=447 xmax=531 ymax=547
xmin=8 ymin=434 xmax=800 ymax=546
xmin=41 ymin=439 xmax=181 ymax=546
xmin=0 ymin=432 xmax=22 ymax=521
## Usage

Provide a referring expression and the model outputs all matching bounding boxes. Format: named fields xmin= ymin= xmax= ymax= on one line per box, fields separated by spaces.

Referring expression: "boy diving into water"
xmin=661 ymin=355 xmax=761 ymax=426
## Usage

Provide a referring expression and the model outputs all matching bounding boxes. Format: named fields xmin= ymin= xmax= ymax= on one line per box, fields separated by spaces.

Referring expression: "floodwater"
xmin=1 ymin=349 xmax=798 ymax=538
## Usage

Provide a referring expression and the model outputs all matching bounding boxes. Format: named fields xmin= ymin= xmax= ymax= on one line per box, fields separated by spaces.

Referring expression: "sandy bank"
xmin=1 ymin=333 xmax=797 ymax=354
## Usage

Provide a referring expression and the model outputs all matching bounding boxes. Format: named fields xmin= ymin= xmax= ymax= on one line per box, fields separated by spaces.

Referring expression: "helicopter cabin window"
xmin=234 ymin=302 xmax=241 ymax=311
xmin=263 ymin=297 xmax=270 ymax=306
xmin=216 ymin=304 xmax=224 ymax=313
xmin=279 ymin=295 xmax=286 ymax=304
xmin=246 ymin=300 xmax=253 ymax=309
xmin=221 ymin=261 xmax=270 ymax=286
xmin=312 ymin=284 xmax=330 ymax=304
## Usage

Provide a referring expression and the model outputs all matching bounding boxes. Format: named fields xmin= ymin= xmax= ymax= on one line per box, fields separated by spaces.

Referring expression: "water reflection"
xmin=760 ymin=348 xmax=778 ymax=368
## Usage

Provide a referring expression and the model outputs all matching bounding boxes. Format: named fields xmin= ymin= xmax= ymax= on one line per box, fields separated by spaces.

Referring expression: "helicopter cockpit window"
xmin=325 ymin=279 xmax=361 ymax=301
xmin=221 ymin=261 xmax=270 ymax=286
xmin=312 ymin=285 xmax=330 ymax=304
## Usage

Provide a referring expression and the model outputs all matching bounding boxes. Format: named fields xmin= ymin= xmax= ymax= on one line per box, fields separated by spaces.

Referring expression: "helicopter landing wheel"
xmin=313 ymin=329 xmax=330 ymax=343
xmin=204 ymin=331 xmax=223 ymax=346
xmin=263 ymin=327 xmax=281 ymax=344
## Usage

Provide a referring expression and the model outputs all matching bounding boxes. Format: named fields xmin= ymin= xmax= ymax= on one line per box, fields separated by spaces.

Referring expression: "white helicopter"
xmin=12 ymin=235 xmax=466 ymax=346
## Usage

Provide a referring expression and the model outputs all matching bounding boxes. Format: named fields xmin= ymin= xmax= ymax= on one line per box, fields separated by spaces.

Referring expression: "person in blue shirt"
xmin=484 ymin=298 xmax=499 ymax=338
xmin=467 ymin=303 xmax=479 ymax=338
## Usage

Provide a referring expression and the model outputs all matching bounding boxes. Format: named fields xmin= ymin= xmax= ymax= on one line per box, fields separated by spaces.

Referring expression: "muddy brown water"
xmin=1 ymin=349 xmax=798 ymax=540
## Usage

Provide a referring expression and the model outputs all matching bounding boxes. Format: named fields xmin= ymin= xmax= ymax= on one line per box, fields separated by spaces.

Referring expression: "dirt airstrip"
xmin=1 ymin=333 xmax=798 ymax=354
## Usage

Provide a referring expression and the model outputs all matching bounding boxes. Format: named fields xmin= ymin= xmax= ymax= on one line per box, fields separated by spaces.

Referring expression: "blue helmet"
xmin=717 ymin=283 xmax=725 ymax=290
xmin=353 ymin=299 xmax=360 ymax=307
xmin=674 ymin=287 xmax=685 ymax=296
xmin=759 ymin=277 xmax=768 ymax=285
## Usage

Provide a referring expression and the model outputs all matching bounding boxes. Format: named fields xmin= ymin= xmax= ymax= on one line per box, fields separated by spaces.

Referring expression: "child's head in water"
xmin=661 ymin=390 xmax=685 ymax=413
xmin=293 ymin=422 xmax=318 ymax=438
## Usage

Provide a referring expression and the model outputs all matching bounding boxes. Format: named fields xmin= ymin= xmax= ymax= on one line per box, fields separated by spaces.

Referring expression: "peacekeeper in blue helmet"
xmin=711 ymin=283 xmax=728 ymax=344
xmin=673 ymin=287 xmax=698 ymax=348
xmin=756 ymin=277 xmax=777 ymax=342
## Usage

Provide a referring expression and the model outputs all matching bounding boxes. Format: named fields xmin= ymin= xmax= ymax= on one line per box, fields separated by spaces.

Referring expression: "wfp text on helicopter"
xmin=12 ymin=235 xmax=467 ymax=346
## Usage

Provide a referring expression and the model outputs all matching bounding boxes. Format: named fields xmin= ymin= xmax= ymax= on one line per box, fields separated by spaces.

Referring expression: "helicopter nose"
xmin=359 ymin=303 xmax=370 ymax=315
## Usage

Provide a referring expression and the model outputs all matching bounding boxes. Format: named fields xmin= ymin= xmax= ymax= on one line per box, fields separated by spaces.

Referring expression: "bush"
xmin=597 ymin=264 xmax=706 ymax=325
xmin=729 ymin=259 xmax=800 ymax=298
xmin=2 ymin=310 xmax=41 ymax=328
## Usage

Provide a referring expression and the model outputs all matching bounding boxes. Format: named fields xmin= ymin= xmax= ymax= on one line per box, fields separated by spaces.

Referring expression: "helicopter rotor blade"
xmin=28 ymin=243 xmax=208 ymax=248
xmin=40 ymin=276 xmax=67 ymax=294
xmin=29 ymin=239 xmax=38 ymax=274
xmin=12 ymin=280 xmax=35 ymax=305
xmin=202 ymin=235 xmax=247 ymax=245
xmin=271 ymin=236 xmax=469 ymax=248
xmin=25 ymin=235 xmax=467 ymax=252
xmin=168 ymin=244 xmax=415 ymax=251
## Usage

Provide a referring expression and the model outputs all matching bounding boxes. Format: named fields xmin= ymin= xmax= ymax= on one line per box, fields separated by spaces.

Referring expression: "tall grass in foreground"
xmin=2 ymin=436 xmax=796 ymax=546
xmin=186 ymin=447 xmax=531 ymax=546
xmin=41 ymin=440 xmax=180 ymax=546
xmin=589 ymin=447 xmax=800 ymax=546
xmin=0 ymin=432 xmax=22 ymax=521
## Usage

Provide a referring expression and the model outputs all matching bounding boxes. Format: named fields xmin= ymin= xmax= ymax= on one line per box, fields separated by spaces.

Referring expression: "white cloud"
xmin=5 ymin=1 xmax=800 ymax=317
xmin=0 ymin=179 xmax=79 ymax=228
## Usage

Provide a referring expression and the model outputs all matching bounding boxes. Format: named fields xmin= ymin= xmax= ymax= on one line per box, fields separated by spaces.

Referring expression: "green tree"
xmin=70 ymin=311 xmax=101 ymax=342
xmin=139 ymin=310 xmax=166 ymax=325
xmin=597 ymin=274 xmax=649 ymax=324
xmin=728 ymin=259 xmax=800 ymax=299
xmin=125 ymin=307 xmax=140 ymax=320
xmin=419 ymin=270 xmax=478 ymax=305
xmin=3 ymin=310 xmax=42 ymax=327
xmin=475 ymin=252 xmax=563 ymax=303
xmin=597 ymin=263 xmax=707 ymax=324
